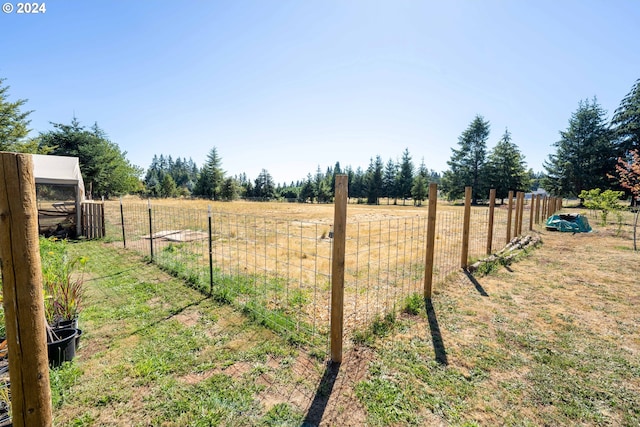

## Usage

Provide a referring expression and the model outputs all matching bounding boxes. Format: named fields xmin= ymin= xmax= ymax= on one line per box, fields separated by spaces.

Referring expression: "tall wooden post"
xmin=535 ymin=194 xmax=541 ymax=224
xmin=460 ymin=186 xmax=472 ymax=269
xmin=423 ymin=183 xmax=438 ymax=299
xmin=331 ymin=175 xmax=348 ymax=364
xmin=0 ymin=152 xmax=53 ymax=426
xmin=486 ymin=189 xmax=496 ymax=255
xmin=506 ymin=191 xmax=514 ymax=243
xmin=529 ymin=194 xmax=535 ymax=231
xmin=517 ymin=192 xmax=525 ymax=236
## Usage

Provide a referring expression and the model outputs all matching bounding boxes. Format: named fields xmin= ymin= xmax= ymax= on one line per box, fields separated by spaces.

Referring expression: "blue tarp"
xmin=545 ymin=214 xmax=592 ymax=233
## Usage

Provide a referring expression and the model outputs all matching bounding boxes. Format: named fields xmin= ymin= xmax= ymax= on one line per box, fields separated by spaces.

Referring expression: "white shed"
xmin=32 ymin=154 xmax=86 ymax=236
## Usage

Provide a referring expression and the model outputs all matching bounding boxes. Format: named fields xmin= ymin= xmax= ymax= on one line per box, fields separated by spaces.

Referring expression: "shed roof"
xmin=32 ymin=154 xmax=85 ymax=199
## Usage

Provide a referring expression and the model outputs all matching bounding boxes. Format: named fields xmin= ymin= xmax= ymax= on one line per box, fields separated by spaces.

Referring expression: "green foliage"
xmin=0 ymin=77 xmax=32 ymax=151
xmin=485 ymin=129 xmax=530 ymax=201
xmin=578 ymin=188 xmax=625 ymax=225
xmin=611 ymin=78 xmax=640 ymax=155
xmin=49 ymin=362 xmax=83 ymax=408
xmin=442 ymin=115 xmax=490 ymax=203
xmin=251 ymin=169 xmax=277 ymax=200
xmin=543 ymin=98 xmax=615 ymax=197
xmin=403 ymin=293 xmax=423 ymax=315
xmin=411 ymin=174 xmax=428 ymax=206
xmin=366 ymin=155 xmax=384 ymax=204
xmin=144 ymin=154 xmax=198 ymax=197
xmin=40 ymin=237 xmax=88 ymax=324
xmin=397 ymin=148 xmax=414 ymax=205
xmin=39 ymin=119 xmax=142 ymax=197
xmin=194 ymin=147 xmax=225 ymax=200
xmin=353 ymin=312 xmax=397 ymax=345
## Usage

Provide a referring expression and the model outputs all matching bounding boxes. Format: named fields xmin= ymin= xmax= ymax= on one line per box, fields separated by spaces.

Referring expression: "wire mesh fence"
xmin=103 ymin=191 xmax=553 ymax=359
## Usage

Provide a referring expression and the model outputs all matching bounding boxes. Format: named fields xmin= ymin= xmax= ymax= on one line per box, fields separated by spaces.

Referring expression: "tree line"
xmin=1 ymin=76 xmax=638 ymax=205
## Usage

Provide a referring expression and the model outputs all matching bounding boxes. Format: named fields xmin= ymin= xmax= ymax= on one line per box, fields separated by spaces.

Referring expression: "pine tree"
xmin=611 ymin=78 xmax=640 ymax=155
xmin=441 ymin=115 xmax=490 ymax=203
xmin=485 ymin=129 xmax=529 ymax=203
xmin=366 ymin=155 xmax=384 ymax=205
xmin=383 ymin=158 xmax=398 ymax=205
xmin=194 ymin=147 xmax=225 ymax=200
xmin=543 ymin=98 xmax=615 ymax=199
xmin=397 ymin=148 xmax=414 ymax=205
xmin=254 ymin=169 xmax=276 ymax=200
xmin=0 ymin=77 xmax=32 ymax=151
xmin=411 ymin=175 xmax=428 ymax=206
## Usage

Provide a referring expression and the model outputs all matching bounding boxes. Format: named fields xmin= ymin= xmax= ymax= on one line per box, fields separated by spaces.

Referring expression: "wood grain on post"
xmin=423 ymin=183 xmax=438 ymax=299
xmin=517 ymin=192 xmax=525 ymax=236
xmin=486 ymin=189 xmax=496 ymax=255
xmin=506 ymin=191 xmax=514 ymax=243
xmin=460 ymin=186 xmax=472 ymax=269
xmin=529 ymin=193 xmax=535 ymax=231
xmin=330 ymin=174 xmax=348 ymax=364
xmin=0 ymin=152 xmax=53 ymax=427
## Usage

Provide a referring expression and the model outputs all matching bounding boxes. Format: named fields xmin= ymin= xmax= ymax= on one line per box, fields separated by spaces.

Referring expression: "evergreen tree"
xmin=485 ymin=129 xmax=529 ymax=203
xmin=298 ymin=175 xmax=316 ymax=203
xmin=397 ymin=148 xmax=414 ymax=205
xmin=383 ymin=158 xmax=398 ymax=204
xmin=220 ymin=177 xmax=239 ymax=201
xmin=39 ymin=118 xmax=142 ymax=197
xmin=160 ymin=174 xmax=177 ymax=198
xmin=366 ymin=155 xmax=384 ymax=205
xmin=254 ymin=169 xmax=276 ymax=200
xmin=411 ymin=175 xmax=428 ymax=206
xmin=441 ymin=115 xmax=490 ymax=203
xmin=314 ymin=165 xmax=331 ymax=203
xmin=194 ymin=147 xmax=225 ymax=200
xmin=0 ymin=77 xmax=32 ymax=151
xmin=352 ymin=167 xmax=366 ymax=201
xmin=611 ymin=78 xmax=640 ymax=155
xmin=543 ymin=98 xmax=615 ymax=198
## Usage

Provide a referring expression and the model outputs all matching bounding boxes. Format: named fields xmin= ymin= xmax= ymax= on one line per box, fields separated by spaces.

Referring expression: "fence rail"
xmin=104 ymin=185 xmax=559 ymax=360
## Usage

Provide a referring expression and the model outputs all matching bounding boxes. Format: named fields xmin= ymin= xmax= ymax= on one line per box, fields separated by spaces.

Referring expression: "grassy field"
xmin=46 ymin=202 xmax=639 ymax=426
xmin=103 ymin=198 xmax=524 ymax=340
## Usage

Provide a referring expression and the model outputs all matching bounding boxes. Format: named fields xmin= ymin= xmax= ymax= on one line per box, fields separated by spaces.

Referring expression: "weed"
xmin=403 ymin=293 xmax=423 ymax=315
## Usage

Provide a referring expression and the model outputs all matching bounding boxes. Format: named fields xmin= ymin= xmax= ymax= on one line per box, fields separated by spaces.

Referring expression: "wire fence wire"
xmin=104 ymin=198 xmax=546 ymax=358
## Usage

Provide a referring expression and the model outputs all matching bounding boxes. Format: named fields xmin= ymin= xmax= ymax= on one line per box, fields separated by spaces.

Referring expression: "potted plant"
xmin=42 ymin=249 xmax=87 ymax=360
xmin=43 ymin=255 xmax=86 ymax=330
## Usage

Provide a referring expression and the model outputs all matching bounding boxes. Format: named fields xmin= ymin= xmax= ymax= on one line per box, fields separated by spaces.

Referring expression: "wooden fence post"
xmin=331 ymin=175 xmax=348 ymax=364
xmin=535 ymin=194 xmax=541 ymax=224
xmin=529 ymin=193 xmax=535 ymax=231
xmin=423 ymin=183 xmax=438 ymax=299
xmin=486 ymin=188 xmax=496 ymax=255
xmin=517 ymin=192 xmax=525 ymax=236
xmin=506 ymin=191 xmax=514 ymax=243
xmin=461 ymin=186 xmax=472 ymax=269
xmin=0 ymin=152 xmax=53 ymax=426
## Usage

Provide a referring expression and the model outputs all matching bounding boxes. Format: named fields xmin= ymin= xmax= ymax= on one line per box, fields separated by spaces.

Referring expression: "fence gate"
xmin=81 ymin=201 xmax=105 ymax=239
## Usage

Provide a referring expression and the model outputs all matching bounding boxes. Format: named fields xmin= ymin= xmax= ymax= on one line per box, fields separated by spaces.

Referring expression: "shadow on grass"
xmin=84 ymin=267 xmax=139 ymax=282
xmin=464 ymin=270 xmax=489 ymax=297
xmin=425 ymin=298 xmax=448 ymax=365
xmin=301 ymin=362 xmax=341 ymax=426
xmin=128 ymin=296 xmax=211 ymax=336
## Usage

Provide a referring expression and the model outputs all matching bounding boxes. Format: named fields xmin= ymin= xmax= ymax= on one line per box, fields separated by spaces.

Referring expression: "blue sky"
xmin=2 ymin=0 xmax=639 ymax=184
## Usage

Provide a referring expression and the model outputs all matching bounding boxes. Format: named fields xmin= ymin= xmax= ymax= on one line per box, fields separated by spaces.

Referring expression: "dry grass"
xmin=102 ymin=198 xmax=555 ymax=341
xmin=354 ymin=221 xmax=640 ymax=425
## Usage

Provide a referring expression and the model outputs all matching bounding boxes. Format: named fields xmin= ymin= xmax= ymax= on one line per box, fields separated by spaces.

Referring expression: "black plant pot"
xmin=75 ymin=329 xmax=83 ymax=349
xmin=47 ymin=328 xmax=77 ymax=368
xmin=53 ymin=318 xmax=78 ymax=330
